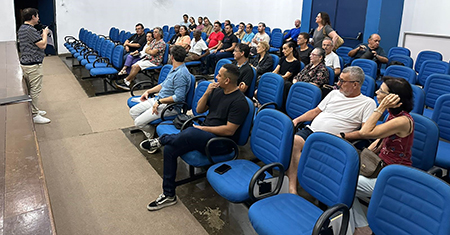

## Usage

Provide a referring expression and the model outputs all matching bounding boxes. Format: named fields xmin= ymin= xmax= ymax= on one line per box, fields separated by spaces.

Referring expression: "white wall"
xmin=55 ymin=0 xmax=302 ymax=54
xmin=0 ymin=0 xmax=17 ymax=41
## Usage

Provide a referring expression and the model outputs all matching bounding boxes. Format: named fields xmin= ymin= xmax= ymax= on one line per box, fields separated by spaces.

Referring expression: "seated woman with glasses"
xmin=342 ymin=76 xmax=414 ymax=235
xmin=292 ymin=47 xmax=329 ymax=87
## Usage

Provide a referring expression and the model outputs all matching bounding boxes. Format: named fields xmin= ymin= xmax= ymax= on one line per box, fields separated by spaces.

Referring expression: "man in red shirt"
xmin=201 ymin=21 xmax=224 ymax=74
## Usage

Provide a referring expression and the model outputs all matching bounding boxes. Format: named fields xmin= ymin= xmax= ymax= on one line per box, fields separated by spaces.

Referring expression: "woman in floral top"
xmin=293 ymin=47 xmax=329 ymax=87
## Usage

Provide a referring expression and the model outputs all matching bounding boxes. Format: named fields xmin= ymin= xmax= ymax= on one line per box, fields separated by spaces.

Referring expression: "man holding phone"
xmin=18 ymin=8 xmax=50 ymax=124
xmin=142 ymin=64 xmax=249 ymax=211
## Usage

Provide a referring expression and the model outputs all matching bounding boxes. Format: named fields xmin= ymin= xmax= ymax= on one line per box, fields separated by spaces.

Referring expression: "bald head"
xmin=368 ymin=34 xmax=381 ymax=49
xmin=295 ymin=19 xmax=301 ymax=28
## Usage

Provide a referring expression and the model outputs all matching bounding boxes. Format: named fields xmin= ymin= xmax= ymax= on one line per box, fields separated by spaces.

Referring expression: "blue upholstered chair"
xmin=336 ymin=46 xmax=353 ymax=67
xmin=431 ymin=94 xmax=450 ymax=174
xmin=285 ymin=82 xmax=321 ymax=120
xmin=270 ymin=54 xmax=279 ymax=71
xmin=351 ymin=59 xmax=377 ymax=79
xmin=207 ymin=109 xmax=294 ymax=203
xmin=423 ymin=74 xmax=450 ymax=118
xmin=272 ymin=28 xmax=282 ymax=34
xmin=327 ymin=66 xmax=335 ymax=85
xmin=361 ymin=75 xmax=375 ymax=98
xmin=410 ymin=113 xmax=439 ymax=171
xmin=416 ymin=60 xmax=449 ymax=86
xmin=387 ymin=46 xmax=411 ymax=57
xmin=367 ymin=165 xmax=450 ymax=235
xmin=255 ymin=73 xmax=284 ymax=111
xmin=248 ymin=132 xmax=359 ymax=235
xmin=384 ymin=65 xmax=417 ymax=84
xmin=415 ymin=50 xmax=443 ymax=73
xmin=411 ymin=85 xmax=425 ymax=115
xmin=213 ymin=59 xmax=232 ymax=82
xmin=269 ymin=32 xmax=283 ymax=53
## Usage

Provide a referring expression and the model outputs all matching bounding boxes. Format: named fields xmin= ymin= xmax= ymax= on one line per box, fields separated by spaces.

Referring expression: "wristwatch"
xmin=157 ymin=99 xmax=162 ymax=105
xmin=340 ymin=132 xmax=346 ymax=139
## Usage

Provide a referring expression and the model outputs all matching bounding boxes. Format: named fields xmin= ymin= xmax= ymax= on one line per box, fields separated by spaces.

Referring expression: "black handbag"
xmin=173 ymin=114 xmax=193 ymax=130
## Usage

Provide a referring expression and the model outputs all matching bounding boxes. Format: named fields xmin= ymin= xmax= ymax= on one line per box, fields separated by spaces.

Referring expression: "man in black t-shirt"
xmin=143 ymin=64 xmax=249 ymax=211
xmin=123 ymin=23 xmax=147 ymax=56
xmin=232 ymin=43 xmax=254 ymax=97
xmin=203 ymin=24 xmax=238 ymax=74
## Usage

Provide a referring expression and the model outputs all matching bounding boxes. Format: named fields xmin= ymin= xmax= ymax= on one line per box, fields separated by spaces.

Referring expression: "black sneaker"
xmin=140 ymin=138 xmax=161 ymax=154
xmin=147 ymin=193 xmax=177 ymax=211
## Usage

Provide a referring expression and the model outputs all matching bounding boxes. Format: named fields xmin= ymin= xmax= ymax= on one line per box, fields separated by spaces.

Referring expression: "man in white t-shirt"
xmin=185 ymin=30 xmax=210 ymax=62
xmin=287 ymin=66 xmax=376 ymax=194
xmin=250 ymin=22 xmax=270 ymax=54
xmin=322 ymin=37 xmax=341 ymax=76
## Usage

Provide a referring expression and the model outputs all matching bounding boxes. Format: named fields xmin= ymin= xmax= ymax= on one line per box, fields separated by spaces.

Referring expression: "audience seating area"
xmin=63 ymin=21 xmax=450 ymax=234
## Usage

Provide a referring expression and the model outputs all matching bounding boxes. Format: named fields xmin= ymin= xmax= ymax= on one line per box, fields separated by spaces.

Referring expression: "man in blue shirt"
xmin=129 ymin=45 xmax=191 ymax=139
xmin=284 ymin=19 xmax=301 ymax=43
xmin=242 ymin=23 xmax=255 ymax=45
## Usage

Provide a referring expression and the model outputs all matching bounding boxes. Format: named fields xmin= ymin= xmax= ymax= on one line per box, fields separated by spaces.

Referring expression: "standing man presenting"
xmin=18 ymin=8 xmax=50 ymax=124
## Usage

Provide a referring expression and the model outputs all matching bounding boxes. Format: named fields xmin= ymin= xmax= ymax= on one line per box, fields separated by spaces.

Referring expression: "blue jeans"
xmin=202 ymin=51 xmax=233 ymax=74
xmin=160 ymin=127 xmax=229 ymax=197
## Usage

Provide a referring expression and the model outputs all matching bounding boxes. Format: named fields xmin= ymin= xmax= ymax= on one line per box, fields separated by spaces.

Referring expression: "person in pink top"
xmin=343 ymin=76 xmax=414 ymax=235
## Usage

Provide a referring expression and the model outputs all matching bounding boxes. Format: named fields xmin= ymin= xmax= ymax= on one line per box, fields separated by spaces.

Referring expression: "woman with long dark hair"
xmin=311 ymin=11 xmax=341 ymax=48
xmin=344 ymin=76 xmax=414 ymax=235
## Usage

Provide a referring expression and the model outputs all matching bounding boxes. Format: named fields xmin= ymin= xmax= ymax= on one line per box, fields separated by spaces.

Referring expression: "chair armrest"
xmin=295 ymin=122 xmax=305 ymax=131
xmin=83 ymin=50 xmax=98 ymax=60
xmin=312 ymin=203 xmax=349 ymax=235
xmin=205 ymin=137 xmax=239 ymax=164
xmin=92 ymin=57 xmax=110 ymax=68
xmin=351 ymin=139 xmax=373 ymax=151
xmin=256 ymin=102 xmax=278 ymax=116
xmin=130 ymin=81 xmax=155 ymax=96
xmin=181 ymin=115 xmax=207 ymax=131
xmin=160 ymin=102 xmax=189 ymax=121
xmin=64 ymin=35 xmax=76 ymax=41
xmin=248 ymin=162 xmax=285 ymax=202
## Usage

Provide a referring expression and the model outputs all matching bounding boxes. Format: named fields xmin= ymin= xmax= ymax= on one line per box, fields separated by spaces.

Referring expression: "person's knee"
xmin=293 ymin=135 xmax=305 ymax=151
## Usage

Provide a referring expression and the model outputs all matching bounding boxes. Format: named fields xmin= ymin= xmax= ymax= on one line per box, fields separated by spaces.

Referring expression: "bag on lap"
xmin=173 ymin=114 xmax=193 ymax=129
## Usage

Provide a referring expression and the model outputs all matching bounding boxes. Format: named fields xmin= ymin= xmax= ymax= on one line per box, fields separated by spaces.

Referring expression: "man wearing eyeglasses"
xmin=287 ymin=66 xmax=376 ymax=195
xmin=123 ymin=23 xmax=147 ymax=54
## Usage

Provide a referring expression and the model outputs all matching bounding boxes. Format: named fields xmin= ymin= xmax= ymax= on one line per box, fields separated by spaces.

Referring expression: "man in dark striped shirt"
xmin=17 ymin=8 xmax=50 ymax=124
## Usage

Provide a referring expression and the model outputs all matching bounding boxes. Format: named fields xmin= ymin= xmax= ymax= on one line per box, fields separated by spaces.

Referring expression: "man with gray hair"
xmin=287 ymin=66 xmax=376 ymax=195
xmin=322 ymin=37 xmax=341 ymax=76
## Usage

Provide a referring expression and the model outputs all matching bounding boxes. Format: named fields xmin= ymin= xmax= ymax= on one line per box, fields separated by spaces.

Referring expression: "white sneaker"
xmin=33 ymin=114 xmax=51 ymax=124
xmin=123 ymin=78 xmax=131 ymax=87
xmin=38 ymin=110 xmax=47 ymax=116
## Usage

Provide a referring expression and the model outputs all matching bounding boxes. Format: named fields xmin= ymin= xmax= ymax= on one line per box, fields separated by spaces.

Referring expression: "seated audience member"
xmin=273 ymin=41 xmax=301 ymax=109
xmin=202 ymin=24 xmax=237 ymax=74
xmin=202 ymin=17 xmax=213 ymax=35
xmin=119 ymin=32 xmax=153 ymax=76
xmin=348 ymin=33 xmax=388 ymax=76
xmin=232 ymin=43 xmax=254 ymax=94
xmin=222 ymin=20 xmax=231 ymax=34
xmin=297 ymin=32 xmax=313 ymax=65
xmin=143 ymin=64 xmax=249 ymax=211
xmin=129 ymin=45 xmax=191 ymax=139
xmin=250 ymin=22 xmax=271 ymax=54
xmin=168 ymin=25 xmax=180 ymax=45
xmin=234 ymin=22 xmax=246 ymax=40
xmin=206 ymin=21 xmax=224 ymax=50
xmin=345 ymin=77 xmax=414 ymax=235
xmin=115 ymin=27 xmax=166 ymax=90
xmin=293 ymin=47 xmax=329 ymax=87
xmin=180 ymin=14 xmax=189 ymax=28
xmin=185 ymin=30 xmax=210 ymax=62
xmin=123 ymin=23 xmax=147 ymax=56
xmin=196 ymin=16 xmax=204 ymax=31
xmin=241 ymin=23 xmax=255 ymax=45
xmin=284 ymin=19 xmax=301 ymax=43
xmin=322 ymin=37 xmax=341 ymax=76
xmin=173 ymin=25 xmax=191 ymax=51
xmin=250 ymin=41 xmax=273 ymax=81
xmin=287 ymin=66 xmax=376 ymax=195
xmin=188 ymin=17 xmax=197 ymax=32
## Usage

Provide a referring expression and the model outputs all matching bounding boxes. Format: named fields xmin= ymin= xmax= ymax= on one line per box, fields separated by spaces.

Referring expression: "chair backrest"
xmin=169 ymin=26 xmax=175 ymax=35
xmin=388 ymin=54 xmax=413 ymax=68
xmin=351 ymin=59 xmax=377 ymax=79
xmin=214 ymin=59 xmax=232 ymax=81
xmin=298 ymin=132 xmax=359 ymax=208
xmin=190 ymin=31 xmax=194 ymax=39
xmin=361 ymin=75 xmax=375 ymax=98
xmin=103 ymin=41 xmax=115 ymax=60
xmin=244 ymin=67 xmax=257 ymax=99
xmin=411 ymin=85 xmax=425 ymax=115
xmin=415 ymin=50 xmax=443 ymax=73
xmin=272 ymin=28 xmax=282 ymax=34
xmin=201 ymin=32 xmax=207 ymax=41
xmin=162 ymin=43 xmax=170 ymax=64
xmin=417 ymin=60 xmax=449 ymax=86
xmin=270 ymin=32 xmax=283 ymax=48
xmin=252 ymin=26 xmax=258 ymax=34
xmin=336 ymin=46 xmax=353 ymax=66
xmin=192 ymin=81 xmax=211 ymax=116
xmin=98 ymin=38 xmax=110 ymax=57
xmin=410 ymin=113 xmax=439 ymax=171
xmin=157 ymin=64 xmax=173 ymax=84
xmin=144 ymin=28 xmax=150 ymax=34
xmin=283 ymin=29 xmax=290 ymax=35
xmin=265 ymin=27 xmax=270 ymax=33
xmin=111 ymin=45 xmax=124 ymax=69
xmin=111 ymin=28 xmax=120 ymax=42
xmin=250 ymin=109 xmax=294 ymax=169
xmin=339 ymin=56 xmax=344 ymax=70
xmin=270 ymin=54 xmax=279 ymax=71
xmin=162 ymin=25 xmax=169 ymax=33
xmin=235 ymin=97 xmax=256 ymax=146
xmin=285 ymin=82 xmax=322 ymax=119
xmin=108 ymin=27 xmax=115 ymax=39
xmin=384 ymin=65 xmax=417 ymax=84
xmin=257 ymin=73 xmax=284 ymax=109
xmin=326 ymin=66 xmax=335 ymax=85
xmin=368 ymin=165 xmax=450 ymax=235
xmin=424 ymin=74 xmax=450 ymax=108
xmin=388 ymin=47 xmax=411 ymax=57
xmin=184 ymin=74 xmax=197 ymax=112
xmin=432 ymin=94 xmax=450 ymax=140
xmin=300 ymin=61 xmax=305 ymax=71
xmin=163 ymin=32 xmax=170 ymax=43
xmin=124 ymin=32 xmax=132 ymax=43
xmin=95 ymin=37 xmax=106 ymax=54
